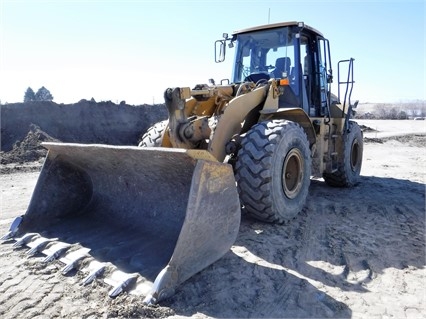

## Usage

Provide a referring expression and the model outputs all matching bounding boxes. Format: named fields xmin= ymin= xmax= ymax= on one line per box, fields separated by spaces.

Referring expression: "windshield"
xmin=231 ymin=27 xmax=298 ymax=84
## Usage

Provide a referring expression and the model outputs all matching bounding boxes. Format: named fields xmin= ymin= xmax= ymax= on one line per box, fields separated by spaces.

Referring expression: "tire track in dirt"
xmin=0 ymin=245 xmax=59 ymax=319
xmin=0 ymin=237 xmax=176 ymax=318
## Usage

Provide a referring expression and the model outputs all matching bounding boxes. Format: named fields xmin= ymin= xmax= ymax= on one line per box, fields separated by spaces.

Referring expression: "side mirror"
xmin=215 ymin=33 xmax=233 ymax=63
xmin=215 ymin=39 xmax=226 ymax=63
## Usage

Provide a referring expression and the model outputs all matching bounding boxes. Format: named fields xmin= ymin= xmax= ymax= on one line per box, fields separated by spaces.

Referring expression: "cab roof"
xmin=232 ymin=21 xmax=323 ymax=37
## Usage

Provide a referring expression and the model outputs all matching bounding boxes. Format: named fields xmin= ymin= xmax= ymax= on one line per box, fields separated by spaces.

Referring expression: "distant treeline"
xmin=356 ymin=102 xmax=426 ymax=119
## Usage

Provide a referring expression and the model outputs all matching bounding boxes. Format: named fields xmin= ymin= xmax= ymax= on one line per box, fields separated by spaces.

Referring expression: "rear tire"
xmin=323 ymin=121 xmax=363 ymax=187
xmin=138 ymin=120 xmax=168 ymax=147
xmin=235 ymin=120 xmax=311 ymax=223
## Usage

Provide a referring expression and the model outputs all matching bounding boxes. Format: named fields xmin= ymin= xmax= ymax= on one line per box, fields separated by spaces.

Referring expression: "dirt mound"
xmin=1 ymin=100 xmax=167 ymax=173
xmin=1 ymin=100 xmax=167 ymax=152
xmin=1 ymin=124 xmax=59 ymax=165
xmin=359 ymin=124 xmax=377 ymax=132
xmin=384 ymin=133 xmax=426 ymax=147
xmin=364 ymin=133 xmax=426 ymax=147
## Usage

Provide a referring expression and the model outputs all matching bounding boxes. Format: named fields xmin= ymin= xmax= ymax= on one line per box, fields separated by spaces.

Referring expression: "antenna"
xmin=268 ymin=8 xmax=270 ymax=24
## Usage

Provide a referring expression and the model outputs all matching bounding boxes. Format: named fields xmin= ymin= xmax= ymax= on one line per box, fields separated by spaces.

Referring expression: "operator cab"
xmin=216 ymin=21 xmax=333 ymax=117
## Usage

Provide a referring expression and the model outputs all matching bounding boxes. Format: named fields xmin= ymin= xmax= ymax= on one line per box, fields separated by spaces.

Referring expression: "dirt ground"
xmin=0 ymin=102 xmax=425 ymax=318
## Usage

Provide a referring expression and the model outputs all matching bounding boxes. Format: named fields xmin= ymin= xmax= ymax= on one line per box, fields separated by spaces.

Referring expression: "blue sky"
xmin=0 ymin=0 xmax=424 ymax=105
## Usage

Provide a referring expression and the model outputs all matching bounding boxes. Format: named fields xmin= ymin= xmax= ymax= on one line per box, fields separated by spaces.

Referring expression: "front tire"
xmin=235 ymin=120 xmax=311 ymax=223
xmin=138 ymin=120 xmax=168 ymax=147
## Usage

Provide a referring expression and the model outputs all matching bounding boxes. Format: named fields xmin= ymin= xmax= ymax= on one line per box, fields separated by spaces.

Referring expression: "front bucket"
xmin=13 ymin=142 xmax=241 ymax=303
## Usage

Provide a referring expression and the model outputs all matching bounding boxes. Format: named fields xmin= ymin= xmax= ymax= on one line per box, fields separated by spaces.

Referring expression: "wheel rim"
xmin=282 ymin=148 xmax=304 ymax=199
xmin=350 ymin=139 xmax=360 ymax=171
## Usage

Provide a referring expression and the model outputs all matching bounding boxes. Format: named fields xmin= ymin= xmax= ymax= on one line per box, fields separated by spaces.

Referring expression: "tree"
xmin=24 ymin=87 xmax=36 ymax=102
xmin=397 ymin=110 xmax=408 ymax=119
xmin=388 ymin=107 xmax=398 ymax=119
xmin=35 ymin=86 xmax=54 ymax=101
xmin=374 ymin=103 xmax=389 ymax=119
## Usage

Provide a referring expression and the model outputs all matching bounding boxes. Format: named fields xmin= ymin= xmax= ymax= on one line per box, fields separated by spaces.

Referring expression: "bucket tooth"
xmin=0 ymin=232 xmax=14 ymax=241
xmin=60 ymin=248 xmax=91 ymax=275
xmin=13 ymin=233 xmax=39 ymax=248
xmin=41 ymin=241 xmax=72 ymax=263
xmin=105 ymin=270 xmax=138 ymax=297
xmin=81 ymin=260 xmax=107 ymax=286
xmin=1 ymin=216 xmax=23 ymax=241
xmin=143 ymin=265 xmax=174 ymax=305
xmin=26 ymin=237 xmax=58 ymax=257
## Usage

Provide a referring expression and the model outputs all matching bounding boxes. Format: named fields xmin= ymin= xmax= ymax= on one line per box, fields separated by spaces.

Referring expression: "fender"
xmin=259 ymin=107 xmax=317 ymax=147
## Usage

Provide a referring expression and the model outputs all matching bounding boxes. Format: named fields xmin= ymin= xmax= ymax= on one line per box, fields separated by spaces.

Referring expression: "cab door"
xmin=300 ymin=33 xmax=332 ymax=117
xmin=317 ymin=37 xmax=332 ymax=116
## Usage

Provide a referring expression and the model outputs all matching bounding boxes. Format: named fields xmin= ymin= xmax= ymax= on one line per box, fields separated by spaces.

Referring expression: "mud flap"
xmin=11 ymin=142 xmax=241 ymax=302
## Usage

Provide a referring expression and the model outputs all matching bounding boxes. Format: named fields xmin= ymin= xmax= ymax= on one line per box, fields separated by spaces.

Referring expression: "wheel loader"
xmin=2 ymin=21 xmax=362 ymax=304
